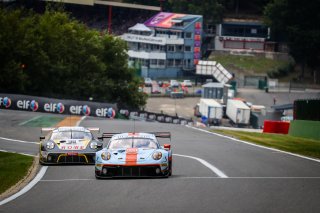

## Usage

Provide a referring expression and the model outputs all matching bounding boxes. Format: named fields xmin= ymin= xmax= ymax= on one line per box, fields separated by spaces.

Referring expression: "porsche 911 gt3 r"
xmin=95 ymin=132 xmax=172 ymax=178
xmin=39 ymin=126 xmax=103 ymax=164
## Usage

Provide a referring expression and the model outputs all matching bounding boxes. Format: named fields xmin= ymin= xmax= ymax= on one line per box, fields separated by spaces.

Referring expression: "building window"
xmin=185 ymin=46 xmax=191 ymax=52
xmin=160 ymin=45 xmax=166 ymax=51
xmin=158 ymin=60 xmax=165 ymax=66
xmin=175 ymin=59 xmax=182 ymax=67
xmin=185 ymin=32 xmax=192 ymax=38
xmin=176 ymin=45 xmax=183 ymax=52
xmin=168 ymin=45 xmax=175 ymax=52
xmin=167 ymin=59 xmax=174 ymax=67
xmin=150 ymin=59 xmax=157 ymax=65
xmin=251 ymin=28 xmax=257 ymax=34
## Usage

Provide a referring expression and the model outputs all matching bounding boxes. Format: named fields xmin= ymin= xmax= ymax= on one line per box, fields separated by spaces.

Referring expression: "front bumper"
xmin=40 ymin=152 xmax=96 ymax=164
xmin=95 ymin=164 xmax=169 ymax=178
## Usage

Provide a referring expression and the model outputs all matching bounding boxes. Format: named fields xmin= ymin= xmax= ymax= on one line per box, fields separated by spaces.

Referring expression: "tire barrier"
xmin=0 ymin=93 xmax=117 ymax=118
xmin=125 ymin=110 xmax=193 ymax=125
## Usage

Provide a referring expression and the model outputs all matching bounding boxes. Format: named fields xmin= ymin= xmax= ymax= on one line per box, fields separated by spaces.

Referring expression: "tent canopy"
xmin=129 ymin=23 xmax=152 ymax=32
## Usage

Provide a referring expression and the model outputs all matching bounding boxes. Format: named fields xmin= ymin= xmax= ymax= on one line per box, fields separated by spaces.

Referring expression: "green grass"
xmin=209 ymin=54 xmax=290 ymax=74
xmin=213 ymin=130 xmax=320 ymax=159
xmin=0 ymin=152 xmax=34 ymax=194
xmin=20 ymin=116 xmax=64 ymax=127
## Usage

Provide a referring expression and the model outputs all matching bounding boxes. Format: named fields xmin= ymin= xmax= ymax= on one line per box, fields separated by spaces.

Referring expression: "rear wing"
xmin=149 ymin=132 xmax=171 ymax=139
xmin=98 ymin=133 xmax=119 ymax=140
xmin=87 ymin=128 xmax=100 ymax=133
xmin=41 ymin=128 xmax=55 ymax=133
xmin=98 ymin=132 xmax=171 ymax=140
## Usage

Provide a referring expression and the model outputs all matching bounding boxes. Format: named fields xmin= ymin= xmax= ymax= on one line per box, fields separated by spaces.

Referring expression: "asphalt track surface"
xmin=1 ymin=110 xmax=320 ymax=213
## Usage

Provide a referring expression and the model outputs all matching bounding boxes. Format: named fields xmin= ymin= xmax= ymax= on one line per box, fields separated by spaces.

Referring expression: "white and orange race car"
xmin=39 ymin=126 xmax=103 ymax=164
xmin=95 ymin=132 xmax=172 ymax=178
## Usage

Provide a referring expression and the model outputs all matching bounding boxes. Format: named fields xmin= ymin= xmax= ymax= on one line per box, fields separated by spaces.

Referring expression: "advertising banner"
xmin=0 ymin=94 xmax=117 ymax=118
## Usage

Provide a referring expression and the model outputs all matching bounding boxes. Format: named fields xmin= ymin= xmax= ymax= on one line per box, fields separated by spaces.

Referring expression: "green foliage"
xmin=210 ymin=54 xmax=292 ymax=76
xmin=169 ymin=0 xmax=224 ymax=24
xmin=0 ymin=7 xmax=146 ymax=108
xmin=0 ymin=152 xmax=33 ymax=194
xmin=267 ymin=60 xmax=294 ymax=78
xmin=264 ymin=0 xmax=320 ymax=79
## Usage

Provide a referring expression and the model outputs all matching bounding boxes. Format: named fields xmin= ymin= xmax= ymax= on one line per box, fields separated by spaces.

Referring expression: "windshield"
xmin=108 ymin=138 xmax=158 ymax=149
xmin=50 ymin=131 xmax=92 ymax=140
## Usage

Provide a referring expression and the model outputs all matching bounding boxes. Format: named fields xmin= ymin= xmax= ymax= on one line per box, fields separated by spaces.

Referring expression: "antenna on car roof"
xmin=133 ymin=117 xmax=136 ymax=133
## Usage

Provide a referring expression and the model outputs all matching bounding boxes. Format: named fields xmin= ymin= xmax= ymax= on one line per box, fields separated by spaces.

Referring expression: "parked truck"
xmin=226 ymin=99 xmax=250 ymax=127
xmin=199 ymin=98 xmax=223 ymax=125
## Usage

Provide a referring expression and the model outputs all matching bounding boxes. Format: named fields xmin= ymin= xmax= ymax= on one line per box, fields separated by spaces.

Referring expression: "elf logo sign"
xmin=0 ymin=97 xmax=12 ymax=108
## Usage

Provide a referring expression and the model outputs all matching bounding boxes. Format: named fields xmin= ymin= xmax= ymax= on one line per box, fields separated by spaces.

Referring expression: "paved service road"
xmin=1 ymin=110 xmax=320 ymax=213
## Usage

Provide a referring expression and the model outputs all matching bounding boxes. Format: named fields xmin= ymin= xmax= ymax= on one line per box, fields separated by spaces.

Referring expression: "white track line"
xmin=0 ymin=149 xmax=36 ymax=157
xmin=76 ymin=116 xmax=87 ymax=127
xmin=41 ymin=179 xmax=94 ymax=182
xmin=174 ymin=153 xmax=228 ymax=178
xmin=186 ymin=125 xmax=320 ymax=163
xmin=0 ymin=137 xmax=38 ymax=144
xmin=177 ymin=176 xmax=320 ymax=179
xmin=19 ymin=116 xmax=41 ymax=126
xmin=0 ymin=166 xmax=48 ymax=206
xmin=0 ymin=115 xmax=87 ymax=205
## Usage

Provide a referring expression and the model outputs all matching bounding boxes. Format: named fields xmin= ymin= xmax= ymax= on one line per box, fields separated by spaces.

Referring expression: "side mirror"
xmin=164 ymin=144 xmax=171 ymax=150
xmin=39 ymin=136 xmax=45 ymax=141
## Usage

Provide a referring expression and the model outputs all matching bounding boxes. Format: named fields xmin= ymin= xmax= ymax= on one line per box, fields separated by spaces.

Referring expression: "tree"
xmin=168 ymin=0 xmax=224 ymax=25
xmin=264 ymin=0 xmax=320 ymax=83
xmin=0 ymin=7 xmax=146 ymax=108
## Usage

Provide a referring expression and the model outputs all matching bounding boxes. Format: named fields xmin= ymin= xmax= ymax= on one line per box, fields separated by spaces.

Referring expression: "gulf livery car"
xmin=95 ymin=132 xmax=172 ymax=178
xmin=39 ymin=126 xmax=103 ymax=164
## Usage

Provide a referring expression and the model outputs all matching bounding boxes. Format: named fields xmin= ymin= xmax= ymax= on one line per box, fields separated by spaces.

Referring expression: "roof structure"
xmin=144 ymin=12 xmax=201 ymax=29
xmin=129 ymin=23 xmax=152 ymax=32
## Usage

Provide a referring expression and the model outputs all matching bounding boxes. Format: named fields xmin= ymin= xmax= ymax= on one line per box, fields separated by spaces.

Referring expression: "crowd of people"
xmin=65 ymin=4 xmax=156 ymax=35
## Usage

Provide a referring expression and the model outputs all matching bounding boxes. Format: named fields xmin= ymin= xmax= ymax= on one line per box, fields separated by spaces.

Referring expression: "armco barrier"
xmin=289 ymin=120 xmax=320 ymax=141
xmin=0 ymin=93 xmax=117 ymax=118
xmin=263 ymin=120 xmax=290 ymax=134
xmin=0 ymin=93 xmax=193 ymax=125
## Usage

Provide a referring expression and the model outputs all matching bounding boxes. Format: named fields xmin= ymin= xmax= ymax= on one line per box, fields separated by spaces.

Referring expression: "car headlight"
xmin=152 ymin=151 xmax=162 ymax=160
xmin=101 ymin=152 xmax=111 ymax=160
xmin=90 ymin=142 xmax=98 ymax=149
xmin=46 ymin=141 xmax=55 ymax=149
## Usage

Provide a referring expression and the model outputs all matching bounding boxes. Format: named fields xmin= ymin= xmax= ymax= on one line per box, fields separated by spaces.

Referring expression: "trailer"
xmin=226 ymin=99 xmax=250 ymax=127
xmin=199 ymin=99 xmax=223 ymax=125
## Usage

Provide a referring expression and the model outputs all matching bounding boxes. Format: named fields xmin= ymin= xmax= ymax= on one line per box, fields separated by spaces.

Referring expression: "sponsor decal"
xmin=57 ymin=103 xmax=65 ymax=113
xmin=69 ymin=105 xmax=91 ymax=115
xmin=44 ymin=102 xmax=65 ymax=113
xmin=0 ymin=97 xmax=12 ymax=108
xmin=119 ymin=109 xmax=129 ymax=116
xmin=107 ymin=108 xmax=115 ymax=118
xmin=60 ymin=145 xmax=85 ymax=150
xmin=82 ymin=105 xmax=91 ymax=116
xmin=195 ymin=22 xmax=202 ymax=29
xmin=96 ymin=107 xmax=115 ymax=118
xmin=30 ymin=100 xmax=39 ymax=111
xmin=17 ymin=100 xmax=36 ymax=110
